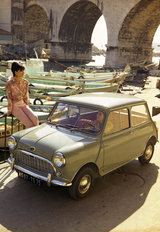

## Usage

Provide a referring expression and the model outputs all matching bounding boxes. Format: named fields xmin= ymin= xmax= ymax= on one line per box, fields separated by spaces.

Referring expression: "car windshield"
xmin=47 ymin=102 xmax=105 ymax=134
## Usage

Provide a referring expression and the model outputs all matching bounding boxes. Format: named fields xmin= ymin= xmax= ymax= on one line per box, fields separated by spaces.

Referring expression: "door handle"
xmin=124 ymin=131 xmax=133 ymax=135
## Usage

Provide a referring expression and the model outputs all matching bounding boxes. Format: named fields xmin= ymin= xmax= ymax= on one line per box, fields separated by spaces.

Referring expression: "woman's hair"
xmin=11 ymin=62 xmax=25 ymax=76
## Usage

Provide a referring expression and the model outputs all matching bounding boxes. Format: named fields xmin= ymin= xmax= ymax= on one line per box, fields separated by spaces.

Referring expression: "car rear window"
xmin=131 ymin=104 xmax=149 ymax=126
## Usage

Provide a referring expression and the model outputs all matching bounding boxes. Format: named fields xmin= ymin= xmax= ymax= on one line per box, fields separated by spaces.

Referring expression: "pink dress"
xmin=6 ymin=77 xmax=39 ymax=128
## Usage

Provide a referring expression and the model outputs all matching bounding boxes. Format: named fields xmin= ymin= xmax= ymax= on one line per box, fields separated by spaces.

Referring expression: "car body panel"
xmin=8 ymin=92 xmax=158 ymax=187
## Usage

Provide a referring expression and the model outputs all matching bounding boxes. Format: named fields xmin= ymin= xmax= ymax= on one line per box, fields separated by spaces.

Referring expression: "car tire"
xmin=68 ymin=167 xmax=94 ymax=200
xmin=138 ymin=141 xmax=154 ymax=165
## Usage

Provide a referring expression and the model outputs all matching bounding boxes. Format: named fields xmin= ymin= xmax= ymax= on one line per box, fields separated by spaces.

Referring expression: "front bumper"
xmin=8 ymin=157 xmax=72 ymax=187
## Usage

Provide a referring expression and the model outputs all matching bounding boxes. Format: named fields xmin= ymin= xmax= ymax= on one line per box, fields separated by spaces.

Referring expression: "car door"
xmin=101 ymin=107 xmax=135 ymax=174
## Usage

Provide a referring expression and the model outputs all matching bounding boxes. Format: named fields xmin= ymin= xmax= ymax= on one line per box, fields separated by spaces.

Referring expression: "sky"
xmin=153 ymin=25 xmax=160 ymax=45
xmin=91 ymin=16 xmax=107 ymax=50
xmin=91 ymin=16 xmax=160 ymax=50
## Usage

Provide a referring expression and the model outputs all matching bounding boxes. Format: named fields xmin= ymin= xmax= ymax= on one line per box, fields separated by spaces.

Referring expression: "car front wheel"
xmin=68 ymin=167 xmax=94 ymax=200
xmin=138 ymin=141 xmax=154 ymax=165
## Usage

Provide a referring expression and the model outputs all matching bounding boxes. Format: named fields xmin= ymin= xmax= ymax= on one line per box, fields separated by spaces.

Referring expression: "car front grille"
xmin=15 ymin=150 xmax=55 ymax=175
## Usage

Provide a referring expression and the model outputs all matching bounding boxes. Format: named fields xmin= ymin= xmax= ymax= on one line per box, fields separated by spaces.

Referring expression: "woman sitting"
xmin=5 ymin=62 xmax=39 ymax=128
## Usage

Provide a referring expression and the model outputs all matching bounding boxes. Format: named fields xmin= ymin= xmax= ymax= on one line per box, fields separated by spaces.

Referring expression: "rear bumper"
xmin=8 ymin=157 xmax=72 ymax=187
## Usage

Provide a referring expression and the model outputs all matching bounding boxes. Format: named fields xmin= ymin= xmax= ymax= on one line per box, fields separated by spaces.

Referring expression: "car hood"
xmin=18 ymin=123 xmax=97 ymax=160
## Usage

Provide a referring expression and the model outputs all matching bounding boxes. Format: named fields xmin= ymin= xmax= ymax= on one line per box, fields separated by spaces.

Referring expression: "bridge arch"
xmin=10 ymin=0 xmax=160 ymax=67
xmin=108 ymin=0 xmax=160 ymax=67
xmin=52 ymin=0 xmax=105 ymax=62
xmin=59 ymin=1 xmax=102 ymax=43
xmin=24 ymin=4 xmax=50 ymax=50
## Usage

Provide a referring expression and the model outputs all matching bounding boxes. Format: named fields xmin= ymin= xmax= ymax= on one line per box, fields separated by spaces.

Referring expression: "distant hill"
xmin=92 ymin=45 xmax=106 ymax=56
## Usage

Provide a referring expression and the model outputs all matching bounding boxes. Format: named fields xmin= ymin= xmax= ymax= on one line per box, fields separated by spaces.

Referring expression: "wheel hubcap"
xmin=145 ymin=145 xmax=153 ymax=160
xmin=78 ymin=174 xmax=91 ymax=194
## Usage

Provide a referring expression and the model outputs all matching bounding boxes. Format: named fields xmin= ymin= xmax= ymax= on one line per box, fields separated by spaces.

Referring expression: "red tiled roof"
xmin=0 ymin=29 xmax=11 ymax=35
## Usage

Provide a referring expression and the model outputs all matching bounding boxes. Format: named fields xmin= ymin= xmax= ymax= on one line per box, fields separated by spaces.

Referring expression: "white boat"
xmin=26 ymin=70 xmax=118 ymax=81
xmin=0 ymin=73 xmax=8 ymax=86
xmin=28 ymin=64 xmax=130 ymax=80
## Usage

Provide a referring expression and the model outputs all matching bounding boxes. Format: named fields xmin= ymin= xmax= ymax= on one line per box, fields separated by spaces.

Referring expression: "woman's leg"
xmin=12 ymin=105 xmax=39 ymax=128
xmin=21 ymin=105 xmax=39 ymax=127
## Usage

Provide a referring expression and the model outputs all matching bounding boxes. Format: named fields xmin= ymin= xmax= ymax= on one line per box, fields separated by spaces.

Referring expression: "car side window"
xmin=105 ymin=108 xmax=129 ymax=134
xmin=131 ymin=104 xmax=149 ymax=126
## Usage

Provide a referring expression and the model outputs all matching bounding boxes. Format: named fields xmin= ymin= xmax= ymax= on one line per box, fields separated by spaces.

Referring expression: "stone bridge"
xmin=11 ymin=0 xmax=160 ymax=67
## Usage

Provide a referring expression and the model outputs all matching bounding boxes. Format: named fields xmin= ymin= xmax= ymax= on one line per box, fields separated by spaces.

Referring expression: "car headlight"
xmin=8 ymin=136 xmax=17 ymax=150
xmin=53 ymin=153 xmax=66 ymax=168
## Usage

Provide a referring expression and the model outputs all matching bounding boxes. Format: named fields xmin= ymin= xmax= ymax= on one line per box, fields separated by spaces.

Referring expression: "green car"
xmin=8 ymin=92 xmax=158 ymax=199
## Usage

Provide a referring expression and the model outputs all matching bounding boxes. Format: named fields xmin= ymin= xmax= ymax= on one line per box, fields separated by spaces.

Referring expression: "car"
xmin=8 ymin=92 xmax=158 ymax=199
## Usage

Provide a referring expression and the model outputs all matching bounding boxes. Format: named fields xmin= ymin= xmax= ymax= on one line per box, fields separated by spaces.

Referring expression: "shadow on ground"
xmin=0 ymin=160 xmax=158 ymax=232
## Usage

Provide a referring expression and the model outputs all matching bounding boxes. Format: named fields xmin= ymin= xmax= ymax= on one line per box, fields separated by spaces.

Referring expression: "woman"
xmin=5 ymin=62 xmax=39 ymax=128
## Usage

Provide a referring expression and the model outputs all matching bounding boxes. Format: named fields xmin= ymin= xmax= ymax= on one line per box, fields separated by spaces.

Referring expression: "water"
xmin=88 ymin=55 xmax=160 ymax=67
xmin=152 ymin=56 xmax=160 ymax=64
xmin=87 ymin=55 xmax=106 ymax=67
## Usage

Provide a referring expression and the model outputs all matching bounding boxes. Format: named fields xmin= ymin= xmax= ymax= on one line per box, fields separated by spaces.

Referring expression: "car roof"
xmin=59 ymin=92 xmax=145 ymax=109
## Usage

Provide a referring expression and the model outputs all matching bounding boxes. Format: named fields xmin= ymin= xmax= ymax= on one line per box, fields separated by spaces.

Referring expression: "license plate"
xmin=18 ymin=172 xmax=42 ymax=186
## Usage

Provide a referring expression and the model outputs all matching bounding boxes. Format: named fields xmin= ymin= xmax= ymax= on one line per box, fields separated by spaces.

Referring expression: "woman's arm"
xmin=6 ymin=81 xmax=13 ymax=115
xmin=23 ymin=80 xmax=29 ymax=105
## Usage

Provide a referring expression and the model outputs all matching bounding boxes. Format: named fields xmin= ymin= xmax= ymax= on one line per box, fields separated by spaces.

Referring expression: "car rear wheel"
xmin=68 ymin=167 xmax=94 ymax=200
xmin=138 ymin=141 xmax=154 ymax=165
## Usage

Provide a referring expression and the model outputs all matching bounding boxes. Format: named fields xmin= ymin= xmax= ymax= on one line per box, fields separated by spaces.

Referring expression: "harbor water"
xmin=87 ymin=55 xmax=106 ymax=67
xmin=87 ymin=55 xmax=160 ymax=67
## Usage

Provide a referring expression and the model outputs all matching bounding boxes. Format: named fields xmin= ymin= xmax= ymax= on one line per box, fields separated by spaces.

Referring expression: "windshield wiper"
xmin=55 ymin=123 xmax=77 ymax=129
xmin=55 ymin=123 xmax=67 ymax=128
xmin=70 ymin=126 xmax=93 ymax=133
xmin=48 ymin=122 xmax=95 ymax=133
xmin=65 ymin=124 xmax=80 ymax=130
xmin=47 ymin=121 xmax=65 ymax=128
xmin=62 ymin=124 xmax=83 ymax=131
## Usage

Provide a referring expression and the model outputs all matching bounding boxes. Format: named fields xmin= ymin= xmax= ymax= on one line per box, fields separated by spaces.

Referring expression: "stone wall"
xmin=1 ymin=0 xmax=159 ymax=67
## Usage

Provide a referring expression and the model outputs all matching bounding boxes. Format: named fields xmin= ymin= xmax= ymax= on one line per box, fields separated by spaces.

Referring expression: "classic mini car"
xmin=8 ymin=92 xmax=158 ymax=199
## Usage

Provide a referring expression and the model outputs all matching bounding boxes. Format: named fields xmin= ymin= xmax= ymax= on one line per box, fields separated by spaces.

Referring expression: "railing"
xmin=0 ymin=113 xmax=23 ymax=163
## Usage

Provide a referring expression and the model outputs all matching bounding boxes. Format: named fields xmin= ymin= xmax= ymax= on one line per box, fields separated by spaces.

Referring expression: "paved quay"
xmin=110 ymin=76 xmax=160 ymax=232
xmin=0 ymin=75 xmax=160 ymax=232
